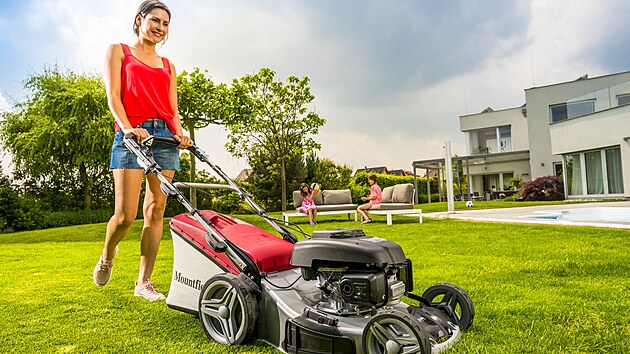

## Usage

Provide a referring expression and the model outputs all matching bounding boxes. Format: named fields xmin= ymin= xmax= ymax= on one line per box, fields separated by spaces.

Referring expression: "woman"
xmin=93 ymin=0 xmax=193 ymax=301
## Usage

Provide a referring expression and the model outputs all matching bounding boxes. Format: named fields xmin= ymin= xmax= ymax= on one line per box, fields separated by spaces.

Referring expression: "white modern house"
xmin=413 ymin=71 xmax=630 ymax=201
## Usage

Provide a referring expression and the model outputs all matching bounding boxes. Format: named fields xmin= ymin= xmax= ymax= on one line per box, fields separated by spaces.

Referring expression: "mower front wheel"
xmin=198 ymin=273 xmax=258 ymax=345
xmin=422 ymin=283 xmax=474 ymax=330
xmin=362 ymin=309 xmax=431 ymax=354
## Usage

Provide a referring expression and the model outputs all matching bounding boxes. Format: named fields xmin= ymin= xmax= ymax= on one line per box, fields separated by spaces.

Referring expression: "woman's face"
xmin=137 ymin=8 xmax=170 ymax=43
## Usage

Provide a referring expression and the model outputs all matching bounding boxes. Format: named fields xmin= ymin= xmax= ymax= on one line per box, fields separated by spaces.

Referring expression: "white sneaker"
xmin=93 ymin=246 xmax=118 ymax=286
xmin=134 ymin=280 xmax=166 ymax=301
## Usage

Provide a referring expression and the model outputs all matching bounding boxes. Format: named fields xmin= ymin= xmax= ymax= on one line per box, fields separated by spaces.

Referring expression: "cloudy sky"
xmin=1 ymin=0 xmax=630 ymax=177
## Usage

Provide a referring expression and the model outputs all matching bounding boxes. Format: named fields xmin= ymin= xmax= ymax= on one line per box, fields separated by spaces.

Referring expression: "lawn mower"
xmin=123 ymin=133 xmax=475 ymax=354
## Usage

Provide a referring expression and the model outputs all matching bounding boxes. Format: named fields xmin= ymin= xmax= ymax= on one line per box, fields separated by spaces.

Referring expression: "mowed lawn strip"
xmin=0 ymin=213 xmax=628 ymax=353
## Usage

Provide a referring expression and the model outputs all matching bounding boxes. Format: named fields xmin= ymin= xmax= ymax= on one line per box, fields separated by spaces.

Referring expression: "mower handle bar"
xmin=174 ymin=182 xmax=239 ymax=193
xmin=123 ymin=133 xmax=299 ymax=245
xmin=140 ymin=135 xmax=181 ymax=147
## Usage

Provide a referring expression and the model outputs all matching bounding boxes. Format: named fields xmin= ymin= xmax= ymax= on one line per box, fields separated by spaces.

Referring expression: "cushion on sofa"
xmin=292 ymin=191 xmax=303 ymax=209
xmin=322 ymin=189 xmax=352 ymax=205
xmin=370 ymin=203 xmax=414 ymax=210
xmin=381 ymin=186 xmax=394 ymax=203
xmin=292 ymin=190 xmax=323 ymax=209
xmin=392 ymin=184 xmax=414 ymax=204
xmin=317 ymin=204 xmax=358 ymax=212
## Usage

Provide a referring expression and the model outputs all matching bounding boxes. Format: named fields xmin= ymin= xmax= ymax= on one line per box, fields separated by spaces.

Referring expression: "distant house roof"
xmin=388 ymin=169 xmax=406 ymax=176
xmin=353 ymin=166 xmax=417 ymax=177
xmin=354 ymin=166 xmax=388 ymax=175
xmin=234 ymin=168 xmax=253 ymax=181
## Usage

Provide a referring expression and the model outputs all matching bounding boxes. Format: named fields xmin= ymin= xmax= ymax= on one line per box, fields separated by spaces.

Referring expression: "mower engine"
xmin=291 ymin=229 xmax=413 ymax=316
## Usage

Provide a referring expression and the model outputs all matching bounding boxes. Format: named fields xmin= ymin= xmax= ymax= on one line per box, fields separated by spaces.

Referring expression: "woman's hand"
xmin=123 ymin=127 xmax=150 ymax=141
xmin=174 ymin=134 xmax=194 ymax=149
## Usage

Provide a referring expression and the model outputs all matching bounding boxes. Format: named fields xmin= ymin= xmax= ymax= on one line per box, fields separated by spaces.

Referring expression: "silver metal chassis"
xmin=256 ymin=268 xmax=461 ymax=354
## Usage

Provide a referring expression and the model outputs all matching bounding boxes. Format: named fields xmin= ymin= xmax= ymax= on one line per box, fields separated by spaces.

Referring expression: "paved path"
xmin=424 ymin=200 xmax=630 ymax=229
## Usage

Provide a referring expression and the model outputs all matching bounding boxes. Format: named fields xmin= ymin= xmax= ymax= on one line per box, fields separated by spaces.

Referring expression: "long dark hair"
xmin=133 ymin=1 xmax=171 ymax=36
xmin=299 ymin=182 xmax=311 ymax=197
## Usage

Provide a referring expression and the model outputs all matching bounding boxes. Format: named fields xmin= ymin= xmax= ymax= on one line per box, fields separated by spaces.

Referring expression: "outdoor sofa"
xmin=283 ymin=184 xmax=422 ymax=226
xmin=366 ymin=183 xmax=423 ymax=225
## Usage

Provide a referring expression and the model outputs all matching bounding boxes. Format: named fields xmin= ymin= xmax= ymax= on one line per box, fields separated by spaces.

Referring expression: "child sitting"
xmin=299 ymin=182 xmax=319 ymax=225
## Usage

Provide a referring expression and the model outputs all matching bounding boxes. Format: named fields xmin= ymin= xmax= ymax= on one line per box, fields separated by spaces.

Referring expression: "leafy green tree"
xmin=246 ymin=151 xmax=306 ymax=211
xmin=0 ymin=66 xmax=113 ymax=210
xmin=314 ymin=157 xmax=353 ymax=191
xmin=177 ymin=68 xmax=245 ymax=207
xmin=226 ymin=68 xmax=325 ymax=211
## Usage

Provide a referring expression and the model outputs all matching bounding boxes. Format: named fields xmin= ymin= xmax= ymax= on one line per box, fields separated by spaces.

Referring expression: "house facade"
xmin=458 ymin=106 xmax=531 ymax=198
xmin=414 ymin=70 xmax=630 ymax=200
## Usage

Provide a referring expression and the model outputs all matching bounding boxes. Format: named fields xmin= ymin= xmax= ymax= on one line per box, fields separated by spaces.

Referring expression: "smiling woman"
xmin=93 ymin=0 xmax=194 ymax=302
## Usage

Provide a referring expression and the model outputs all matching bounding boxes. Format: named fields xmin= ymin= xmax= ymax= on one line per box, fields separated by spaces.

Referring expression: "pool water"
xmin=523 ymin=207 xmax=630 ymax=223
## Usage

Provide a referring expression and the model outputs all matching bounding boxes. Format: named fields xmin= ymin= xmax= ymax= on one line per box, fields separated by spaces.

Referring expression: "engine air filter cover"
xmin=291 ymin=228 xmax=407 ymax=267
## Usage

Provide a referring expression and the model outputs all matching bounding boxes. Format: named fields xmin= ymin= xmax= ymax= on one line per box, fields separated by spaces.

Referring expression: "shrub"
xmin=40 ymin=209 xmax=113 ymax=229
xmin=416 ymin=194 xmax=441 ymax=203
xmin=519 ymin=175 xmax=564 ymax=201
xmin=0 ymin=174 xmax=43 ymax=232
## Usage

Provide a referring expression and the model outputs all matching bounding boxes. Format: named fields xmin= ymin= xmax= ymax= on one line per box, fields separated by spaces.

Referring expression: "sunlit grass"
xmin=1 ymin=212 xmax=628 ymax=353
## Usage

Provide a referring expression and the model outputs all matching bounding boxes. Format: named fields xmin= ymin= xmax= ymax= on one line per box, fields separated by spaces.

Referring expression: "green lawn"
xmin=1 ymin=212 xmax=629 ymax=353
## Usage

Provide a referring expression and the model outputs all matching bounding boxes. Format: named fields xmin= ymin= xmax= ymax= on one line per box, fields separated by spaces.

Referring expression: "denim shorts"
xmin=109 ymin=119 xmax=180 ymax=170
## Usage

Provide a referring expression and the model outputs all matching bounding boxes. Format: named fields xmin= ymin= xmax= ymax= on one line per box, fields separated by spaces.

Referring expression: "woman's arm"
xmin=168 ymin=62 xmax=193 ymax=148
xmin=168 ymin=61 xmax=182 ymax=135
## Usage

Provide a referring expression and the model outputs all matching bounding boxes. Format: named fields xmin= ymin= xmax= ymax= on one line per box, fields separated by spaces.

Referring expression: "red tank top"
xmin=116 ymin=43 xmax=176 ymax=134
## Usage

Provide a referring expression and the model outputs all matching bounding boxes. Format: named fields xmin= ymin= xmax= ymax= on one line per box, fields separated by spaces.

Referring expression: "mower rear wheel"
xmin=362 ymin=309 xmax=431 ymax=354
xmin=422 ymin=283 xmax=474 ymax=330
xmin=198 ymin=273 xmax=258 ymax=345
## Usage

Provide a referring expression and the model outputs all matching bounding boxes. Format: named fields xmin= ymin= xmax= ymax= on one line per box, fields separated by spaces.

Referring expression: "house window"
xmin=617 ymin=94 xmax=630 ymax=106
xmin=565 ymin=154 xmax=582 ymax=195
xmin=499 ymin=126 xmax=512 ymax=152
xmin=469 ymin=128 xmax=496 ymax=154
xmin=606 ymin=148 xmax=624 ymax=193
xmin=549 ymin=99 xmax=595 ymax=123
xmin=564 ymin=147 xmax=624 ymax=196
xmin=468 ymin=125 xmax=511 ymax=155
xmin=585 ymin=151 xmax=603 ymax=194
xmin=553 ymin=162 xmax=563 ymax=177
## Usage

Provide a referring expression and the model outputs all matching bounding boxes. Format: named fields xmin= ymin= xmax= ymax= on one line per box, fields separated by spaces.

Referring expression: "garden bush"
xmin=519 ymin=175 xmax=564 ymax=201
xmin=0 ymin=174 xmax=43 ymax=232
xmin=40 ymin=209 xmax=113 ymax=229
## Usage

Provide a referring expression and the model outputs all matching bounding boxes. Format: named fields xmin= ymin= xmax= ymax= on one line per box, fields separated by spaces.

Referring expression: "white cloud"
xmin=1 ymin=0 xmax=628 ymax=177
xmin=0 ymin=91 xmax=10 ymax=112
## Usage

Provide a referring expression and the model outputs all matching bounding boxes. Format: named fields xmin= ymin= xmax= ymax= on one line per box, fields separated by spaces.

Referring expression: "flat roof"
xmin=412 ymin=150 xmax=530 ymax=170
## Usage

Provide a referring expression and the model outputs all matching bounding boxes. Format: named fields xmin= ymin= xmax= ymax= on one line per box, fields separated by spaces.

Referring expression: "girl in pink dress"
xmin=298 ymin=182 xmax=318 ymax=225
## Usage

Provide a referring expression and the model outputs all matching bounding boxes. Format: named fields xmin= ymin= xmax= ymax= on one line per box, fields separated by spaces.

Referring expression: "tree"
xmin=226 ymin=68 xmax=326 ymax=211
xmin=246 ymin=150 xmax=307 ymax=211
xmin=314 ymin=157 xmax=353 ymax=191
xmin=177 ymin=68 xmax=244 ymax=207
xmin=0 ymin=66 xmax=113 ymax=210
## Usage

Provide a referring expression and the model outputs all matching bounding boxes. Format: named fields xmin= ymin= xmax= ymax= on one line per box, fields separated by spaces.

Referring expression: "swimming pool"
xmin=523 ymin=207 xmax=630 ymax=223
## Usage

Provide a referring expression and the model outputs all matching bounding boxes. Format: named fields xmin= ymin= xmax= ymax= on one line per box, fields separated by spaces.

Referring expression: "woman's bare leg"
xmin=103 ymin=169 xmax=144 ymax=260
xmin=137 ymin=170 xmax=174 ymax=284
